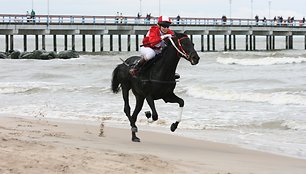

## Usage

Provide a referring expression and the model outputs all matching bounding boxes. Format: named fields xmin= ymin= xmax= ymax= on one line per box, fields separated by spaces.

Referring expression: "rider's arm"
xmin=147 ymin=26 xmax=162 ymax=47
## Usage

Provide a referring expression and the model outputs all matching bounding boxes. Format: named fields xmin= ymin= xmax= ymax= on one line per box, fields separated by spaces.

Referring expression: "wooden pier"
xmin=1 ymin=14 xmax=306 ymax=52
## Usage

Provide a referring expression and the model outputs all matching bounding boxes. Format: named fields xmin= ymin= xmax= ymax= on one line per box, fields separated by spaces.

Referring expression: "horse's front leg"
xmin=163 ymin=93 xmax=184 ymax=132
xmin=130 ymin=95 xmax=145 ymax=142
xmin=145 ymin=96 xmax=158 ymax=122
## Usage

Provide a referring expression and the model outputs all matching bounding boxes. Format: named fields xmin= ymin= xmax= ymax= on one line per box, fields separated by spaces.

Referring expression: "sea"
xmin=0 ymin=36 xmax=306 ymax=160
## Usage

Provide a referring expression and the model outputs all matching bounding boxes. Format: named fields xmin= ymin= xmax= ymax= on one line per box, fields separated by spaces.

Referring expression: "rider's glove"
xmin=160 ymin=34 xmax=172 ymax=40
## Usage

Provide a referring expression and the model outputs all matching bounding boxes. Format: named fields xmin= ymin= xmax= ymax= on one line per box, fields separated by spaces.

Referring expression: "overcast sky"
xmin=1 ymin=0 xmax=305 ymax=19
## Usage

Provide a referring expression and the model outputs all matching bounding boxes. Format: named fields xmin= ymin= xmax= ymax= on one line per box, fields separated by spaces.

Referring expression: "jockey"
xmin=129 ymin=15 xmax=175 ymax=77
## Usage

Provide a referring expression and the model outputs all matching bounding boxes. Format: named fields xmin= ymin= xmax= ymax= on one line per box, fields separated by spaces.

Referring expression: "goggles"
xmin=159 ymin=22 xmax=170 ymax=28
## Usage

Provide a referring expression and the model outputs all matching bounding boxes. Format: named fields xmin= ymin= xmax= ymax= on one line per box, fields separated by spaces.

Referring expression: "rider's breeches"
xmin=140 ymin=47 xmax=161 ymax=60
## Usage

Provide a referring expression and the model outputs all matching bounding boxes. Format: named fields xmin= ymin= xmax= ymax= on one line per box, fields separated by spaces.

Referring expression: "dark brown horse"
xmin=111 ymin=33 xmax=200 ymax=142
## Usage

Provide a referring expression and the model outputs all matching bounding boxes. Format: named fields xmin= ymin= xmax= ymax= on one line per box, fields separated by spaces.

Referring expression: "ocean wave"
xmin=175 ymin=118 xmax=306 ymax=134
xmin=184 ymin=85 xmax=306 ymax=105
xmin=224 ymin=120 xmax=306 ymax=131
xmin=217 ymin=57 xmax=306 ymax=65
xmin=0 ymin=82 xmax=51 ymax=94
xmin=0 ymin=82 xmax=109 ymax=95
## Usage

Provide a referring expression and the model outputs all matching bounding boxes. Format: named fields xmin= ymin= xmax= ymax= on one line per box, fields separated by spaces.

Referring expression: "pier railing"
xmin=0 ymin=14 xmax=305 ymax=28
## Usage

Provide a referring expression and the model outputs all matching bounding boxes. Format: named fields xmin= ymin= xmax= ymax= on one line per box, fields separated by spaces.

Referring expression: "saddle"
xmin=132 ymin=54 xmax=180 ymax=79
xmin=139 ymin=54 xmax=162 ymax=72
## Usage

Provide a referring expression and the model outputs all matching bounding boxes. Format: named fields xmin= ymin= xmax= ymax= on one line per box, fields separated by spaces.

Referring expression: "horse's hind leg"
xmin=121 ymin=86 xmax=132 ymax=122
xmin=163 ymin=93 xmax=184 ymax=132
xmin=145 ymin=96 xmax=158 ymax=121
xmin=130 ymin=95 xmax=145 ymax=142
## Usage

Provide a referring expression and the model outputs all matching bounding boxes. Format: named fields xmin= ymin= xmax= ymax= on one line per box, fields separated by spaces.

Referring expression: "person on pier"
xmin=129 ymin=16 xmax=174 ymax=77
xmin=30 ymin=9 xmax=35 ymax=22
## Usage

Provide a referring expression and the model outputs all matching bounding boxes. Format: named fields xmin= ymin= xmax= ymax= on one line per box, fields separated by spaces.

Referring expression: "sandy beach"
xmin=0 ymin=115 xmax=305 ymax=174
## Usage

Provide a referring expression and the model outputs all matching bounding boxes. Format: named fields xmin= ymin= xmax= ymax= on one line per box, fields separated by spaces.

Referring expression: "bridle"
xmin=169 ymin=36 xmax=190 ymax=59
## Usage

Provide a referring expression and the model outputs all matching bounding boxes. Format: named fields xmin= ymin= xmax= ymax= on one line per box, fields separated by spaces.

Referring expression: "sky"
xmin=1 ymin=0 xmax=305 ymax=19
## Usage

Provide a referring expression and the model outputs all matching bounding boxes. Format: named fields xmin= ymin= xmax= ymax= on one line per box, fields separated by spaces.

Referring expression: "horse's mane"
xmin=174 ymin=32 xmax=188 ymax=38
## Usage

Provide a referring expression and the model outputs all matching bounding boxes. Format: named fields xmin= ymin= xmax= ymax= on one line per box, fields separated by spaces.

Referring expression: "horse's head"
xmin=169 ymin=33 xmax=200 ymax=65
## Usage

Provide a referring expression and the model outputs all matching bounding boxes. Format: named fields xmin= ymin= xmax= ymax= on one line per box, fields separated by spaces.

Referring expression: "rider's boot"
xmin=129 ymin=57 xmax=146 ymax=77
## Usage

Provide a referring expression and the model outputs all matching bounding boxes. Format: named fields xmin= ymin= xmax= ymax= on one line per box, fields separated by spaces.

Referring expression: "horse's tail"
xmin=111 ymin=65 xmax=121 ymax=93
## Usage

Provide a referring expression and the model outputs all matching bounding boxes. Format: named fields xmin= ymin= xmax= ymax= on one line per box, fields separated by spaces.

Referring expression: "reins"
xmin=169 ymin=36 xmax=189 ymax=59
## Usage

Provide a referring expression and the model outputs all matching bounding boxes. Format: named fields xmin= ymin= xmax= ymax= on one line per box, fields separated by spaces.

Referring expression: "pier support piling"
xmin=207 ymin=35 xmax=210 ymax=51
xmin=136 ymin=35 xmax=139 ymax=51
xmin=100 ymin=35 xmax=104 ymax=52
xmin=286 ymin=36 xmax=289 ymax=50
xmin=82 ymin=35 xmax=86 ymax=52
xmin=5 ymin=35 xmax=9 ymax=52
xmin=127 ymin=35 xmax=131 ymax=51
xmin=92 ymin=35 xmax=95 ymax=52
xmin=305 ymin=35 xmax=306 ymax=50
xmin=249 ymin=35 xmax=253 ymax=51
xmin=266 ymin=36 xmax=270 ymax=50
xmin=246 ymin=35 xmax=249 ymax=51
xmin=10 ymin=35 xmax=14 ymax=51
xmin=42 ymin=35 xmax=45 ymax=50
xmin=53 ymin=35 xmax=57 ymax=52
xmin=201 ymin=35 xmax=204 ymax=52
xmin=289 ymin=35 xmax=293 ymax=49
xmin=253 ymin=35 xmax=256 ymax=50
xmin=269 ymin=36 xmax=272 ymax=50
xmin=23 ymin=35 xmax=27 ymax=52
xmin=272 ymin=36 xmax=275 ymax=50
xmin=35 ymin=35 xmax=39 ymax=50
xmin=110 ymin=35 xmax=113 ymax=51
xmin=229 ymin=35 xmax=232 ymax=50
xmin=233 ymin=35 xmax=236 ymax=50
xmin=224 ymin=35 xmax=227 ymax=51
xmin=64 ymin=35 xmax=68 ymax=50
xmin=72 ymin=35 xmax=75 ymax=51
xmin=118 ymin=34 xmax=121 ymax=51
xmin=212 ymin=35 xmax=215 ymax=51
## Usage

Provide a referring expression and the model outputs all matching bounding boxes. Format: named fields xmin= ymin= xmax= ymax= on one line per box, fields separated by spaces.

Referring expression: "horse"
xmin=111 ymin=32 xmax=200 ymax=142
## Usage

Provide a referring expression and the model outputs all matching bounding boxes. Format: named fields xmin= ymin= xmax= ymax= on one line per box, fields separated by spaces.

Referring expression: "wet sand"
xmin=1 ymin=115 xmax=306 ymax=174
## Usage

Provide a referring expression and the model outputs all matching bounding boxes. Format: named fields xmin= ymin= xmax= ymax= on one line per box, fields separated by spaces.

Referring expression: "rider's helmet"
xmin=158 ymin=16 xmax=172 ymax=28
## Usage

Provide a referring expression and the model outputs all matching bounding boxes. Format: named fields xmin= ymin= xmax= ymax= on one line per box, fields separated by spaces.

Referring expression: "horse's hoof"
xmin=145 ymin=111 xmax=151 ymax=119
xmin=170 ymin=122 xmax=178 ymax=132
xmin=132 ymin=137 xmax=141 ymax=142
xmin=152 ymin=115 xmax=158 ymax=121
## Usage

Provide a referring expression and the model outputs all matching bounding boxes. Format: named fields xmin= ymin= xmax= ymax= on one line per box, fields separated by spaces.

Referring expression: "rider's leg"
xmin=129 ymin=47 xmax=156 ymax=76
xmin=129 ymin=58 xmax=146 ymax=77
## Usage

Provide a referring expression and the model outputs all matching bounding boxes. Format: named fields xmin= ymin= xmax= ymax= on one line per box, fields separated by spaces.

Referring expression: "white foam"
xmin=283 ymin=120 xmax=306 ymax=131
xmin=184 ymin=85 xmax=306 ymax=105
xmin=217 ymin=57 xmax=306 ymax=65
xmin=0 ymin=82 xmax=54 ymax=94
